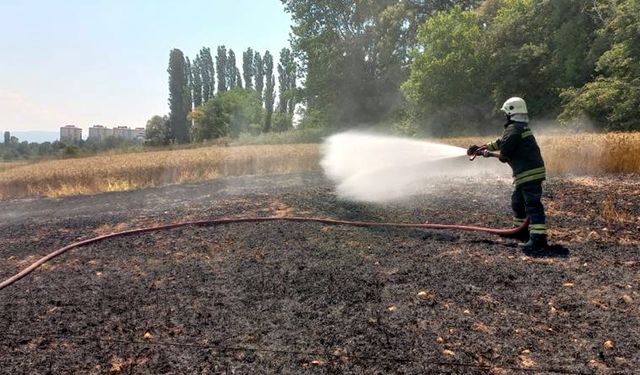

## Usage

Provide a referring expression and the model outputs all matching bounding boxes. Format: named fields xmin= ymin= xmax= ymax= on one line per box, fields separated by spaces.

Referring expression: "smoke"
xmin=321 ymin=132 xmax=507 ymax=203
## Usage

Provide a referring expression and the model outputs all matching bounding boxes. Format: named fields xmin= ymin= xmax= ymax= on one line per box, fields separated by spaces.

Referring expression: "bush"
xmin=233 ymin=128 xmax=328 ymax=145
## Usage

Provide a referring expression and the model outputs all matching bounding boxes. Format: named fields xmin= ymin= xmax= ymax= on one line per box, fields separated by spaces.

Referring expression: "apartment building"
xmin=60 ymin=125 xmax=82 ymax=143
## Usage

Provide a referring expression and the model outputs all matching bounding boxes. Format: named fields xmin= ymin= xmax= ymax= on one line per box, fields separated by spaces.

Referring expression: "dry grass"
xmin=0 ymin=161 xmax=28 ymax=173
xmin=0 ymin=144 xmax=320 ymax=200
xmin=443 ymin=132 xmax=640 ymax=175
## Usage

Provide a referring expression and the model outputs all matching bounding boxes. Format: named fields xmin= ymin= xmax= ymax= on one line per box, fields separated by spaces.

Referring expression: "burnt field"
xmin=0 ymin=172 xmax=638 ymax=374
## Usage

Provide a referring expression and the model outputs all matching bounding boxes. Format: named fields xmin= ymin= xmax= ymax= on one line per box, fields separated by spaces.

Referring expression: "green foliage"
xmin=191 ymin=55 xmax=203 ymax=106
xmin=277 ymin=48 xmax=297 ymax=114
xmin=3 ymin=132 xmax=9 ymax=145
xmin=62 ymin=145 xmax=80 ymax=158
xmin=190 ymin=99 xmax=228 ymax=141
xmin=184 ymin=56 xmax=192 ymax=110
xmin=281 ymin=0 xmax=478 ymax=127
xmin=227 ymin=49 xmax=238 ymax=90
xmin=263 ymin=51 xmax=275 ymax=132
xmin=242 ymin=48 xmax=254 ymax=89
xmin=167 ymin=49 xmax=191 ymax=143
xmin=297 ymin=106 xmax=328 ymax=130
xmin=198 ymin=47 xmax=215 ymax=102
xmin=191 ymin=89 xmax=264 ymax=141
xmin=145 ymin=115 xmax=169 ymax=146
xmin=235 ymin=67 xmax=242 ymax=89
xmin=272 ymin=112 xmax=293 ymax=132
xmin=216 ymin=46 xmax=228 ymax=93
xmin=486 ymin=0 xmax=601 ymax=118
xmin=254 ymin=52 xmax=264 ymax=102
xmin=233 ymin=128 xmax=328 ymax=146
xmin=0 ymin=138 xmax=60 ymax=160
xmin=401 ymin=0 xmax=635 ymax=134
xmin=560 ymin=0 xmax=640 ymax=130
xmin=403 ymin=6 xmax=492 ymax=135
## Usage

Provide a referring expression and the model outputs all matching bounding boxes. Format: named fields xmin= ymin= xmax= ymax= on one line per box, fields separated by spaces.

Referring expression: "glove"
xmin=482 ymin=149 xmax=492 ymax=158
xmin=467 ymin=144 xmax=479 ymax=156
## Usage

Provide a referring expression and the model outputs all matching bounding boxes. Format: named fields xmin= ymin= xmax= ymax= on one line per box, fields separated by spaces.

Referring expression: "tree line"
xmin=148 ymin=0 xmax=639 ymax=144
xmin=1 ymin=131 xmax=142 ymax=160
xmin=281 ymin=0 xmax=639 ymax=136
xmin=148 ymin=46 xmax=298 ymax=145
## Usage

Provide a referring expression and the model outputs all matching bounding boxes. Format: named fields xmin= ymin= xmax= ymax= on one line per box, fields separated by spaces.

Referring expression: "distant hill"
xmin=8 ymin=131 xmax=59 ymax=143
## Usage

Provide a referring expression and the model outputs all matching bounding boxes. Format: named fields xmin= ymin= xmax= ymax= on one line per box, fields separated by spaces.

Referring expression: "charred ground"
xmin=0 ymin=172 xmax=638 ymax=374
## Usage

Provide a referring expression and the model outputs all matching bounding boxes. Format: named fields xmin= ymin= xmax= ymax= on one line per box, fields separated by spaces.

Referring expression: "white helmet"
xmin=501 ymin=97 xmax=527 ymax=115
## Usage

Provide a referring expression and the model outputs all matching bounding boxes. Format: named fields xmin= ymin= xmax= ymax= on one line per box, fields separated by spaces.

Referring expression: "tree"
xmin=402 ymin=6 xmax=492 ymax=135
xmin=272 ymin=111 xmax=293 ymax=132
xmin=3 ymin=131 xmax=9 ymax=145
xmin=263 ymin=51 xmax=276 ymax=132
xmin=192 ymin=55 xmax=203 ymax=107
xmin=216 ymin=45 xmax=228 ymax=92
xmin=227 ymin=49 xmax=238 ymax=89
xmin=190 ymin=98 xmax=228 ymax=141
xmin=486 ymin=0 xmax=601 ymax=119
xmin=191 ymin=88 xmax=264 ymax=141
xmin=167 ymin=48 xmax=191 ymax=143
xmin=560 ymin=0 xmax=640 ymax=130
xmin=235 ymin=67 xmax=243 ymax=89
xmin=145 ymin=115 xmax=169 ymax=146
xmin=281 ymin=0 xmax=479 ymax=128
xmin=199 ymin=47 xmax=215 ymax=102
xmin=243 ymin=48 xmax=254 ymax=89
xmin=254 ymin=51 xmax=264 ymax=102
xmin=184 ymin=56 xmax=193 ymax=112
xmin=277 ymin=47 xmax=297 ymax=115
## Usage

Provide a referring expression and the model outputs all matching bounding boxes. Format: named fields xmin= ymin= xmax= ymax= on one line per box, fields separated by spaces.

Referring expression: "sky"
xmin=0 ymin=0 xmax=292 ymax=134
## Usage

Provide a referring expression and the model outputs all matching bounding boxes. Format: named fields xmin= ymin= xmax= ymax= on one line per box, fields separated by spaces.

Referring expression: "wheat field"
xmin=444 ymin=132 xmax=640 ymax=175
xmin=0 ymin=133 xmax=638 ymax=200
xmin=0 ymin=144 xmax=320 ymax=200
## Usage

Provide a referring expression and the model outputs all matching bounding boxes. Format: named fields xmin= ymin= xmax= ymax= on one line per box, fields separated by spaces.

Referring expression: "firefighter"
xmin=467 ymin=97 xmax=548 ymax=252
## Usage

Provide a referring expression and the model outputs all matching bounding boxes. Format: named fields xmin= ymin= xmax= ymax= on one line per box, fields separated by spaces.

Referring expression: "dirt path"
xmin=1 ymin=172 xmax=638 ymax=373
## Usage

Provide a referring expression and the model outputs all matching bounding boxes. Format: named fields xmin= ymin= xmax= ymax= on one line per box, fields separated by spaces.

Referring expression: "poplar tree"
xmin=263 ymin=50 xmax=275 ymax=132
xmin=184 ymin=56 xmax=193 ymax=110
xmin=167 ymin=48 xmax=190 ymax=143
xmin=254 ymin=52 xmax=264 ymax=102
xmin=200 ymin=47 xmax=215 ymax=102
xmin=192 ymin=55 xmax=203 ymax=107
xmin=277 ymin=53 xmax=287 ymax=113
xmin=235 ymin=67 xmax=242 ymax=88
xmin=243 ymin=48 xmax=254 ymax=89
xmin=216 ymin=45 xmax=228 ymax=92
xmin=227 ymin=49 xmax=237 ymax=89
xmin=277 ymin=48 xmax=297 ymax=115
xmin=3 ymin=131 xmax=9 ymax=145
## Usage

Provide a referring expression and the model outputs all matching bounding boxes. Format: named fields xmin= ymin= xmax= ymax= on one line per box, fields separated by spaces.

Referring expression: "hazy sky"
xmin=0 ymin=0 xmax=292 ymax=132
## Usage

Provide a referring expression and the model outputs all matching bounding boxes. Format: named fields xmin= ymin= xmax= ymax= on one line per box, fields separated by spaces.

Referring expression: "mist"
xmin=321 ymin=132 xmax=508 ymax=203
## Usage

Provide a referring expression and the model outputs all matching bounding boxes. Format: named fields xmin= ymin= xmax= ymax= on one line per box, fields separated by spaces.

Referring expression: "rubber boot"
xmin=519 ymin=234 xmax=548 ymax=255
xmin=501 ymin=229 xmax=529 ymax=243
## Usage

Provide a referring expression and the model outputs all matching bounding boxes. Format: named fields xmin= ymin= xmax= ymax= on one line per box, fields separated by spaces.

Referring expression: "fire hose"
xmin=0 ymin=216 xmax=529 ymax=291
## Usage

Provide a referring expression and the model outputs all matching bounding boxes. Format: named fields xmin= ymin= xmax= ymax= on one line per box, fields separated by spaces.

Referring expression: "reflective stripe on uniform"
xmin=529 ymin=223 xmax=547 ymax=234
xmin=514 ymin=166 xmax=546 ymax=186
xmin=521 ymin=130 xmax=533 ymax=138
xmin=513 ymin=217 xmax=526 ymax=226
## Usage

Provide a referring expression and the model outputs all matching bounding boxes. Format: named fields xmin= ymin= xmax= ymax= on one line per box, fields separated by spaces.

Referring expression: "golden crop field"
xmin=0 ymin=144 xmax=320 ymax=200
xmin=0 ymin=161 xmax=28 ymax=173
xmin=444 ymin=132 xmax=640 ymax=175
xmin=0 ymin=133 xmax=638 ymax=201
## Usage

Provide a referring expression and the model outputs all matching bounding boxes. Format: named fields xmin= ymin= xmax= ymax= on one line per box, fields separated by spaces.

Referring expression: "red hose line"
xmin=0 ymin=216 xmax=529 ymax=291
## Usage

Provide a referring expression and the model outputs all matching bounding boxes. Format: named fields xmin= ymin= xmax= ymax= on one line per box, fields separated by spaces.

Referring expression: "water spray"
xmin=321 ymin=132 xmax=504 ymax=202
